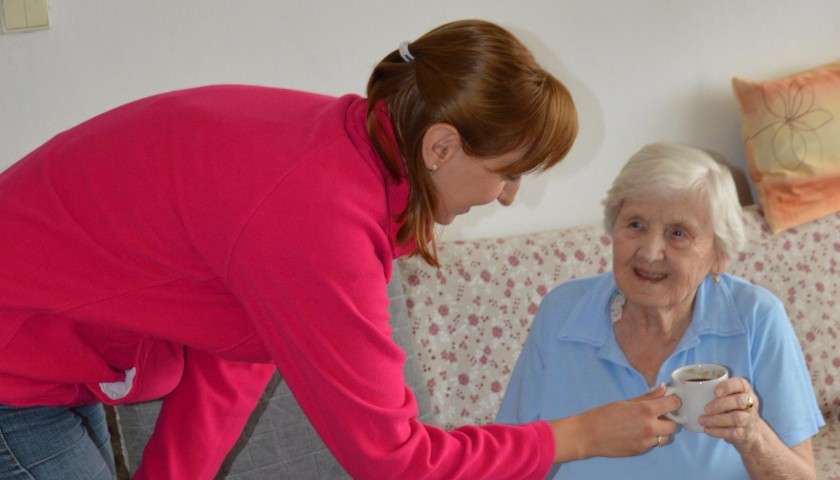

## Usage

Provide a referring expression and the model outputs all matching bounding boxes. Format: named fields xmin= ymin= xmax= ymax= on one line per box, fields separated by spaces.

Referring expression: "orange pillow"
xmin=732 ymin=61 xmax=840 ymax=233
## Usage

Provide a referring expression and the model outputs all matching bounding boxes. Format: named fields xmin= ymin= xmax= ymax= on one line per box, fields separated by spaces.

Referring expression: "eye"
xmin=669 ymin=228 xmax=693 ymax=243
xmin=628 ymin=221 xmax=642 ymax=229
xmin=507 ymin=175 xmax=521 ymax=182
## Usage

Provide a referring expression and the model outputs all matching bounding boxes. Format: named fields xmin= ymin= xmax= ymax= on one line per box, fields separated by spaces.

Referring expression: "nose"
xmin=497 ymin=178 xmax=521 ymax=207
xmin=637 ymin=232 xmax=666 ymax=262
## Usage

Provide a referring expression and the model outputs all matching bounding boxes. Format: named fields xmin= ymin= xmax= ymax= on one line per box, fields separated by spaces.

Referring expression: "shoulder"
xmin=151 ymin=86 xmax=346 ymax=129
xmin=143 ymin=85 xmax=337 ymax=109
xmin=718 ymin=274 xmax=786 ymax=319
xmin=716 ymin=274 xmax=791 ymax=340
xmin=533 ymin=273 xmax=612 ymax=333
xmin=75 ymin=86 xmax=352 ymax=155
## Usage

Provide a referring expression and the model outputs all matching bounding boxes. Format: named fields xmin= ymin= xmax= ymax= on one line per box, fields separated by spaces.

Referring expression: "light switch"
xmin=1 ymin=0 xmax=26 ymax=31
xmin=2 ymin=0 xmax=50 ymax=33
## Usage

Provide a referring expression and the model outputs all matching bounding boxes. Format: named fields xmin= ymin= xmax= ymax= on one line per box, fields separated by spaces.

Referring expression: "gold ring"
xmin=746 ymin=396 xmax=754 ymax=409
xmin=656 ymin=435 xmax=662 ymax=446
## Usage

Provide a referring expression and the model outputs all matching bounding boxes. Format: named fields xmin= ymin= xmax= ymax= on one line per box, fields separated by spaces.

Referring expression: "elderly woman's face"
xmin=612 ymin=191 xmax=728 ymax=313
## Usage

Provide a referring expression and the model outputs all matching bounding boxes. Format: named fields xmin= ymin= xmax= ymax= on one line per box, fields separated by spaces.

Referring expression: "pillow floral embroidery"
xmin=733 ymin=61 xmax=840 ymax=233
xmin=750 ymin=82 xmax=834 ymax=171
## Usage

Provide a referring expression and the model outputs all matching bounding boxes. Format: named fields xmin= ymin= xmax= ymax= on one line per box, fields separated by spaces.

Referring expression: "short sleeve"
xmin=748 ymin=298 xmax=825 ymax=447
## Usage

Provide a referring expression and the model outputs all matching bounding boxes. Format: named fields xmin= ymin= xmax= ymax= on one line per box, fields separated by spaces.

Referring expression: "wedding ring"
xmin=746 ymin=396 xmax=754 ymax=409
xmin=656 ymin=435 xmax=662 ymax=446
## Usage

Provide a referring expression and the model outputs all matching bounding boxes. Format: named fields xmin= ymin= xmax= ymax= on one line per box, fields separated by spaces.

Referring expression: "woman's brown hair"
xmin=367 ymin=19 xmax=578 ymax=267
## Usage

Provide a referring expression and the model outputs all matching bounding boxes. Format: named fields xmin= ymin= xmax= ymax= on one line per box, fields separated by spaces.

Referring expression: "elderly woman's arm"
xmin=700 ymin=377 xmax=817 ymax=480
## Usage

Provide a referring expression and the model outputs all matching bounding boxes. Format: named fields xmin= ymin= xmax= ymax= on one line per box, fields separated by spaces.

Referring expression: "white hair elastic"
xmin=399 ymin=41 xmax=415 ymax=62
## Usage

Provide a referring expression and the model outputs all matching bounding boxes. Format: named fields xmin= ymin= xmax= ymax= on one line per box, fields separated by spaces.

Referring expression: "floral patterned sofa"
xmin=398 ymin=205 xmax=840 ymax=479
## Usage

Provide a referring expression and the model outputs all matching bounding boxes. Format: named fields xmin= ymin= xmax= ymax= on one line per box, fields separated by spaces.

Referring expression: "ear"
xmin=421 ymin=124 xmax=461 ymax=171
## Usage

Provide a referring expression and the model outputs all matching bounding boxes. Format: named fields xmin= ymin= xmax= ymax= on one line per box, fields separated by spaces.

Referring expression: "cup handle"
xmin=663 ymin=386 xmax=686 ymax=424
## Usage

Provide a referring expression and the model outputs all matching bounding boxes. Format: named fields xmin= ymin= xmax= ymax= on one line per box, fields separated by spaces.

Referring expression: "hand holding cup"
xmin=697 ymin=376 xmax=760 ymax=447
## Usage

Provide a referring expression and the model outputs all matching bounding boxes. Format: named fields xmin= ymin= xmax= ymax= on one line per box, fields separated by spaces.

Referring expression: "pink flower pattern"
xmin=398 ymin=206 xmax=840 ymax=474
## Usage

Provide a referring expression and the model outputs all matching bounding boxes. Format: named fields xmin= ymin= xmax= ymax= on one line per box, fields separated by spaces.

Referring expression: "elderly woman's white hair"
xmin=602 ymin=142 xmax=746 ymax=261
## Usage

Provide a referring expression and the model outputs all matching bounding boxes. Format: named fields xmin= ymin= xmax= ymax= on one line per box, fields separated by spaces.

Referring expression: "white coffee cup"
xmin=664 ymin=363 xmax=729 ymax=433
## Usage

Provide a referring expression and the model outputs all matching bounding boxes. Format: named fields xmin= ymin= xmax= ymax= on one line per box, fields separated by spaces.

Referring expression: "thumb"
xmin=631 ymin=382 xmax=666 ymax=401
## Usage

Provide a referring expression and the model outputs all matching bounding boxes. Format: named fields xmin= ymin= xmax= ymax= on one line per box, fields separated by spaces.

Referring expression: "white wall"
xmin=2 ymin=1 xmax=839 ymax=241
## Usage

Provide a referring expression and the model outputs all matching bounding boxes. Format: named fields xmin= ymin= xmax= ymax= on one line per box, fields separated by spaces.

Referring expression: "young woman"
xmin=0 ymin=19 xmax=678 ymax=479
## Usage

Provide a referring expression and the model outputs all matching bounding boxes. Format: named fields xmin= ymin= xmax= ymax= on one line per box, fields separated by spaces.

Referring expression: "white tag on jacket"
xmin=99 ymin=367 xmax=137 ymax=400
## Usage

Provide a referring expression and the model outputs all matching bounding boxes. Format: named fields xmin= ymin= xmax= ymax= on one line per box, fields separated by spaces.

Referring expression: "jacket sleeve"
xmin=223 ymin=180 xmax=555 ymax=480
xmin=132 ymin=347 xmax=275 ymax=480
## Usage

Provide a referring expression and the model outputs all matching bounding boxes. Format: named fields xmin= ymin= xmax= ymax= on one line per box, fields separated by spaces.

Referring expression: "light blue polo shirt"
xmin=496 ymin=273 xmax=824 ymax=480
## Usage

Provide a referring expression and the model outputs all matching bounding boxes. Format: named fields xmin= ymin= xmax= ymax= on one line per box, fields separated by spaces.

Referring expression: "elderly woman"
xmin=497 ymin=142 xmax=824 ymax=479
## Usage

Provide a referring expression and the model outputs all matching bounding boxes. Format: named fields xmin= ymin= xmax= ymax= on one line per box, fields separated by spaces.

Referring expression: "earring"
xmin=429 ymin=164 xmax=438 ymax=173
xmin=713 ymin=275 xmax=720 ymax=284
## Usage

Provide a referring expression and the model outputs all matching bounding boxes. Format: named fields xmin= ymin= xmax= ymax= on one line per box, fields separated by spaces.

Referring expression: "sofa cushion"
xmin=812 ymin=423 xmax=840 ymax=477
xmin=728 ymin=207 xmax=840 ymax=424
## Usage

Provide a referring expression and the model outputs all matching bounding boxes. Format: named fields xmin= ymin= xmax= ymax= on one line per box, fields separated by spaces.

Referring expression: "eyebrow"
xmin=619 ymin=211 xmax=703 ymax=230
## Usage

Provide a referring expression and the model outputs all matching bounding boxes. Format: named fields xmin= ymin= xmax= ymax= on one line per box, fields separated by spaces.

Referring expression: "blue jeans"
xmin=0 ymin=403 xmax=116 ymax=479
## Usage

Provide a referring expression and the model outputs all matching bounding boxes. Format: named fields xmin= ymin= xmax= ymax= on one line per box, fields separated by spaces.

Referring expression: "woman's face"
xmin=612 ymin=191 xmax=728 ymax=314
xmin=430 ymin=149 xmax=522 ymax=225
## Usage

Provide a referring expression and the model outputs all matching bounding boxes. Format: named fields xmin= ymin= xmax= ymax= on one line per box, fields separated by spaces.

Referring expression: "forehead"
xmin=618 ymin=192 xmax=712 ymax=226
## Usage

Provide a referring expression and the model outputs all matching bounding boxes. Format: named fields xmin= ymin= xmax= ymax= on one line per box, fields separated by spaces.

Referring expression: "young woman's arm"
xmin=133 ymin=349 xmax=275 ymax=480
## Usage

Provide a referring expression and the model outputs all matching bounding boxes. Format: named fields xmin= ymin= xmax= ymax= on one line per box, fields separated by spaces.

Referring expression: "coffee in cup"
xmin=664 ymin=364 xmax=729 ymax=433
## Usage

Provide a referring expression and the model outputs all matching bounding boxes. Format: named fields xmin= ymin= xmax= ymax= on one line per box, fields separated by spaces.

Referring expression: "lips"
xmin=634 ymin=268 xmax=667 ymax=281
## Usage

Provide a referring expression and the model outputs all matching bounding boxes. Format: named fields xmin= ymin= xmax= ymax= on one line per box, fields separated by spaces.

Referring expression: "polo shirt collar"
xmin=555 ymin=273 xmax=617 ymax=345
xmin=556 ymin=273 xmax=747 ymax=363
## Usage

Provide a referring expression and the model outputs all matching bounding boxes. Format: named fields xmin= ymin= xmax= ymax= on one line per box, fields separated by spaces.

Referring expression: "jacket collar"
xmin=344 ymin=96 xmax=413 ymax=258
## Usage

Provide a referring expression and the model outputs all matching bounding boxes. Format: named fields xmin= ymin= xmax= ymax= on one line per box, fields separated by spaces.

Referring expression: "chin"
xmin=433 ymin=209 xmax=458 ymax=225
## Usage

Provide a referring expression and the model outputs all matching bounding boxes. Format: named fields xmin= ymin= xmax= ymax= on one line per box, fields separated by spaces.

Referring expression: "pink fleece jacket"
xmin=0 ymin=85 xmax=554 ymax=479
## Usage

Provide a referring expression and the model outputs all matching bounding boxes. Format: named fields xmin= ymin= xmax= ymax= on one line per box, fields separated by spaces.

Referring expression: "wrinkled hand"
xmin=698 ymin=377 xmax=760 ymax=447
xmin=552 ymin=384 xmax=680 ymax=462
